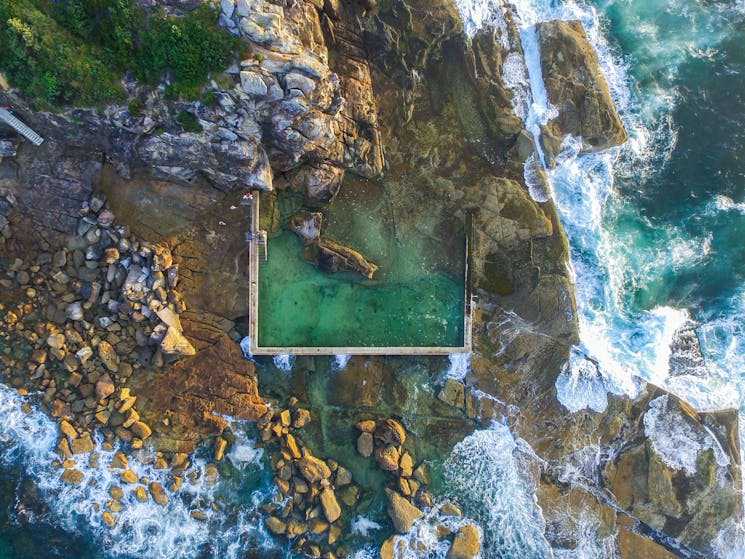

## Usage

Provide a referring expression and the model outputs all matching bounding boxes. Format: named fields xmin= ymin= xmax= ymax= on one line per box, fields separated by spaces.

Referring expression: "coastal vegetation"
xmin=0 ymin=0 xmax=238 ymax=106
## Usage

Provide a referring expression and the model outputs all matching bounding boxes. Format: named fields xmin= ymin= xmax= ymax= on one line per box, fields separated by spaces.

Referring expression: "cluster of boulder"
xmin=288 ymin=211 xmax=378 ymax=278
xmin=89 ymin=0 xmax=384 ymax=205
xmin=60 ymin=444 xmax=228 ymax=528
xmin=258 ymin=400 xmax=351 ymax=558
xmin=354 ymin=418 xmax=482 ymax=559
xmin=219 ymin=0 xmax=383 ymax=202
xmin=355 ymin=418 xmax=430 ymax=526
xmin=0 ymin=191 xmax=197 ymax=494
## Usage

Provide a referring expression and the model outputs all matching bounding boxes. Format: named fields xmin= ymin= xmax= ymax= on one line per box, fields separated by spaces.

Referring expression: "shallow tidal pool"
xmin=256 ymin=180 xmax=467 ymax=350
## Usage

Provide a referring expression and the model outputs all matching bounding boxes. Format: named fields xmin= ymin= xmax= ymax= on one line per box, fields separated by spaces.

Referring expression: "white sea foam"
xmin=712 ymin=514 xmax=745 ymax=559
xmin=444 ymin=353 xmax=472 ymax=381
xmin=239 ymin=336 xmax=253 ymax=360
xmin=644 ymin=395 xmax=730 ymax=476
xmin=350 ymin=516 xmax=382 ymax=537
xmin=0 ymin=384 xmax=277 ymax=559
xmin=349 ymin=549 xmax=378 ymax=559
xmin=502 ymin=51 xmax=531 ymax=121
xmin=555 ymin=357 xmax=612 ymax=414
xmin=710 ymin=194 xmax=745 ymax=215
xmin=332 ymin=354 xmax=351 ymax=371
xmin=273 ymin=353 xmax=295 ymax=373
xmin=374 ymin=506 xmax=478 ymax=559
xmin=455 ymin=0 xmax=507 ymax=37
xmin=444 ymin=423 xmax=552 ymax=558
xmin=226 ymin=436 xmax=264 ymax=469
xmin=477 ymin=0 xmax=745 ymax=417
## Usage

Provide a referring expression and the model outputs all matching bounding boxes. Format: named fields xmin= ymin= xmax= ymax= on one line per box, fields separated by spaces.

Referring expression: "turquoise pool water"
xmin=257 ymin=180 xmax=467 ymax=349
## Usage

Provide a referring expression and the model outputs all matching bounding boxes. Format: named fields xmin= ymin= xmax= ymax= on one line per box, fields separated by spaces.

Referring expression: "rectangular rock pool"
xmin=249 ymin=178 xmax=470 ymax=354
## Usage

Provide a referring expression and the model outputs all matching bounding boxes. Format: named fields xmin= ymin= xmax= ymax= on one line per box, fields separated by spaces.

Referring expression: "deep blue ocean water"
xmin=2 ymin=0 xmax=745 ymax=557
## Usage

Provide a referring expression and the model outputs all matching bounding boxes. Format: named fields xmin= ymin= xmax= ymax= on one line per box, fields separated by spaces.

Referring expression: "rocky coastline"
xmin=0 ymin=0 xmax=741 ymax=558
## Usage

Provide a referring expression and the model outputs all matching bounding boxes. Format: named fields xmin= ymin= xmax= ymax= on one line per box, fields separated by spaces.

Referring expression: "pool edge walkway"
xmin=248 ymin=190 xmax=473 ymax=356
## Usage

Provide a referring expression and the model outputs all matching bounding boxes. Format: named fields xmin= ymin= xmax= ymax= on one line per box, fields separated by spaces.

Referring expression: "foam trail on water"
xmin=444 ymin=353 xmax=471 ymax=381
xmin=472 ymin=0 xmax=745 ymax=414
xmin=350 ymin=516 xmax=382 ymax=537
xmin=332 ymin=354 xmax=351 ymax=371
xmin=713 ymin=514 xmax=745 ymax=559
xmin=443 ymin=422 xmax=553 ymax=558
xmin=273 ymin=353 xmax=295 ymax=373
xmin=0 ymin=384 xmax=279 ymax=559
xmin=455 ymin=0 xmax=507 ymax=36
xmin=226 ymin=432 xmax=265 ymax=470
xmin=552 ymin=512 xmax=617 ymax=558
xmin=644 ymin=395 xmax=730 ymax=476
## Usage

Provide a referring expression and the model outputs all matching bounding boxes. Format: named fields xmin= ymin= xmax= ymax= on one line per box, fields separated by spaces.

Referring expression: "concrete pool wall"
xmin=248 ymin=190 xmax=473 ymax=355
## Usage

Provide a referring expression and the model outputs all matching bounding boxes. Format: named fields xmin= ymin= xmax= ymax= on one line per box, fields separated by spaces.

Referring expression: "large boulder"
xmin=159 ymin=326 xmax=197 ymax=357
xmin=297 ymin=163 xmax=345 ymax=207
xmin=137 ymin=133 xmax=273 ymax=191
xmin=385 ymin=489 xmax=424 ymax=534
xmin=447 ymin=524 xmax=482 ymax=559
xmin=298 ymin=455 xmax=332 ymax=483
xmin=319 ymin=488 xmax=342 ymax=523
xmin=537 ymin=20 xmax=627 ymax=164
xmin=288 ymin=211 xmax=323 ymax=246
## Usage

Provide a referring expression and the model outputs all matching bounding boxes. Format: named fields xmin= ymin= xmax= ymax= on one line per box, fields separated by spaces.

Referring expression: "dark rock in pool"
xmin=312 ymin=237 xmax=379 ymax=279
xmin=288 ymin=211 xmax=323 ymax=246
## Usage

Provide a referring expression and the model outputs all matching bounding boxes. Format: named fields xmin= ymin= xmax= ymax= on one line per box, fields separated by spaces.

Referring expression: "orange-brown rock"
xmin=537 ymin=20 xmax=627 ymax=164
xmin=129 ymin=313 xmax=267 ymax=453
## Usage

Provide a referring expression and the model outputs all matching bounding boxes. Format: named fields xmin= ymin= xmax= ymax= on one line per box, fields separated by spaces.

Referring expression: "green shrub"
xmin=202 ymin=89 xmax=217 ymax=106
xmin=127 ymin=98 xmax=145 ymax=115
xmin=0 ymin=0 xmax=238 ymax=107
xmin=175 ymin=110 xmax=203 ymax=133
xmin=0 ymin=1 xmax=124 ymax=106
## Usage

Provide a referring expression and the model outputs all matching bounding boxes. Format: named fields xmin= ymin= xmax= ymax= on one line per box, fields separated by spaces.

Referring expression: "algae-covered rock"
xmin=438 ymin=379 xmax=466 ymax=409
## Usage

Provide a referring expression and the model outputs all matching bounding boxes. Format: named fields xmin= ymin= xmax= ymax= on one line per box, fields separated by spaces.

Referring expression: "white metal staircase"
xmin=0 ymin=107 xmax=44 ymax=146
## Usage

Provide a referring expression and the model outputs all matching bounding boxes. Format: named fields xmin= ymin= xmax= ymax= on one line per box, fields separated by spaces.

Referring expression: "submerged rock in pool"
xmin=310 ymin=237 xmax=379 ymax=279
xmin=288 ymin=211 xmax=323 ymax=246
